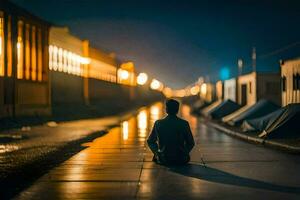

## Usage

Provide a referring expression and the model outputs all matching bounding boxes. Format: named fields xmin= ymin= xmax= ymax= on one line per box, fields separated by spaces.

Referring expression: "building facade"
xmin=0 ymin=1 xmax=51 ymax=118
xmin=281 ymin=58 xmax=300 ymax=106
xmin=237 ymin=72 xmax=281 ymax=106
xmin=224 ymin=78 xmax=237 ymax=102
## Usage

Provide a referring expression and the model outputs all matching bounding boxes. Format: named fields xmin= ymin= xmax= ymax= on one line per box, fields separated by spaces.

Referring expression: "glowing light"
xmin=58 ymin=48 xmax=63 ymax=71
xmin=190 ymin=85 xmax=200 ymax=95
xmin=49 ymin=45 xmax=53 ymax=70
xmin=176 ymin=89 xmax=186 ymax=97
xmin=0 ymin=36 xmax=2 ymax=55
xmin=163 ymin=87 xmax=173 ymax=97
xmin=201 ymin=83 xmax=207 ymax=95
xmin=150 ymin=79 xmax=161 ymax=90
xmin=220 ymin=67 xmax=230 ymax=80
xmin=53 ymin=46 xmax=58 ymax=71
xmin=138 ymin=110 xmax=148 ymax=138
xmin=122 ymin=121 xmax=129 ymax=140
xmin=120 ymin=69 xmax=129 ymax=80
xmin=137 ymin=73 xmax=148 ymax=85
xmin=63 ymin=50 xmax=67 ymax=72
xmin=0 ymin=17 xmax=3 ymax=76
xmin=79 ymin=57 xmax=91 ymax=65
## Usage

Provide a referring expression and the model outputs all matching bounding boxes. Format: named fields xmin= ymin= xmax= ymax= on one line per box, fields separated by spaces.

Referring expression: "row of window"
xmin=281 ymin=74 xmax=300 ymax=91
xmin=0 ymin=14 xmax=44 ymax=81
xmin=17 ymin=21 xmax=44 ymax=81
xmin=49 ymin=45 xmax=118 ymax=83
xmin=49 ymin=45 xmax=84 ymax=76
xmin=89 ymin=67 xmax=116 ymax=82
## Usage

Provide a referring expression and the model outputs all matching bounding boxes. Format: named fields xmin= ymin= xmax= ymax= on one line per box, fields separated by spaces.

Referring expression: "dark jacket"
xmin=147 ymin=115 xmax=195 ymax=164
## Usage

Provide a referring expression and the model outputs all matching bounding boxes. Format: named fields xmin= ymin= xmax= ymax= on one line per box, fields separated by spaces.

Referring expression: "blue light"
xmin=220 ymin=67 xmax=230 ymax=80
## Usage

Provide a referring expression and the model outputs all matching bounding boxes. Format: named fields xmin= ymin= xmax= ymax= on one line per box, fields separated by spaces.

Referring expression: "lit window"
xmin=63 ymin=50 xmax=67 ymax=72
xmin=49 ymin=45 xmax=53 ymax=70
xmin=53 ymin=46 xmax=58 ymax=71
xmin=67 ymin=51 xmax=72 ymax=73
xmin=37 ymin=28 xmax=42 ymax=81
xmin=17 ymin=21 xmax=24 ymax=79
xmin=58 ymin=48 xmax=63 ymax=71
xmin=31 ymin=26 xmax=37 ymax=81
xmin=7 ymin=16 xmax=12 ymax=77
xmin=0 ymin=16 xmax=4 ymax=76
xmin=25 ymin=24 xmax=30 ymax=80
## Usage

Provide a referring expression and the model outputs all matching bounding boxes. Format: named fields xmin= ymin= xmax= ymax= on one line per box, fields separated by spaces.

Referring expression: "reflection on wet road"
xmin=14 ymin=102 xmax=199 ymax=199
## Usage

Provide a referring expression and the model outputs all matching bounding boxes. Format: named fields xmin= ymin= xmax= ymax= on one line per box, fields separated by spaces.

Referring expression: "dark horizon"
xmin=12 ymin=0 xmax=300 ymax=88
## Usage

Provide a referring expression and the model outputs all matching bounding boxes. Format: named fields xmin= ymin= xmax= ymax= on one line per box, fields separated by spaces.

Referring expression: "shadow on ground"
xmin=170 ymin=164 xmax=300 ymax=194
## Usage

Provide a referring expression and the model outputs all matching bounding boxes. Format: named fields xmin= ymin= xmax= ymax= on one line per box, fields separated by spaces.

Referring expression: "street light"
xmin=137 ymin=73 xmax=148 ymax=85
xmin=163 ymin=87 xmax=173 ymax=97
xmin=190 ymin=85 xmax=200 ymax=95
xmin=150 ymin=79 xmax=161 ymax=90
xmin=120 ymin=69 xmax=129 ymax=80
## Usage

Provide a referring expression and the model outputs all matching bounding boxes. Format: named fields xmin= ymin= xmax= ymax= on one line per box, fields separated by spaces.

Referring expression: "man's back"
xmin=147 ymin=115 xmax=195 ymax=165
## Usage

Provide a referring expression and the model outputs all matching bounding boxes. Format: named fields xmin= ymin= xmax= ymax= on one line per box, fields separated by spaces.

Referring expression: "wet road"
xmin=14 ymin=103 xmax=300 ymax=199
xmin=0 ymin=117 xmax=119 ymax=181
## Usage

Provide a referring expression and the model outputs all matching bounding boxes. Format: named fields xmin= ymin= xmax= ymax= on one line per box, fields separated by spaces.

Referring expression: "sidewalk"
xmin=14 ymin=116 xmax=156 ymax=200
xmin=14 ymin=112 xmax=300 ymax=200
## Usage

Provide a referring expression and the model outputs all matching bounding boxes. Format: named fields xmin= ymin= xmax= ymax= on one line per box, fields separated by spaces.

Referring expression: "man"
xmin=147 ymin=99 xmax=195 ymax=165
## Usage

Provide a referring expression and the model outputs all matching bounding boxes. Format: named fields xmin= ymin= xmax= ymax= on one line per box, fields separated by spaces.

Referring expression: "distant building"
xmin=281 ymin=58 xmax=300 ymax=106
xmin=200 ymin=83 xmax=213 ymax=102
xmin=224 ymin=78 xmax=237 ymax=102
xmin=237 ymin=72 xmax=281 ymax=106
xmin=0 ymin=1 xmax=51 ymax=118
xmin=215 ymin=80 xmax=223 ymax=100
xmin=88 ymin=46 xmax=118 ymax=83
xmin=48 ymin=26 xmax=120 ymax=106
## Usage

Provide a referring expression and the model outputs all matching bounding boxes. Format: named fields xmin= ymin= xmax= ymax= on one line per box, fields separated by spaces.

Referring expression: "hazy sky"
xmin=13 ymin=0 xmax=300 ymax=88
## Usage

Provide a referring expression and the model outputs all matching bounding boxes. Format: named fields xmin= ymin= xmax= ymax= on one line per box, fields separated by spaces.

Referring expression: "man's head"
xmin=166 ymin=99 xmax=180 ymax=115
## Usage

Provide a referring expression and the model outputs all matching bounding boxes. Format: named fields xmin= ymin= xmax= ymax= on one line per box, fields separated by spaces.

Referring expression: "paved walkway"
xmin=14 ymin=104 xmax=300 ymax=200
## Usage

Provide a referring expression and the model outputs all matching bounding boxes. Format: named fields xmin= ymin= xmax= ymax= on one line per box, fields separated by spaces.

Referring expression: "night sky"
xmin=12 ymin=0 xmax=300 ymax=89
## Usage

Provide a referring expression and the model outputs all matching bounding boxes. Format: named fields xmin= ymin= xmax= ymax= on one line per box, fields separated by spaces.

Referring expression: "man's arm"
xmin=147 ymin=121 xmax=159 ymax=154
xmin=184 ymin=121 xmax=195 ymax=153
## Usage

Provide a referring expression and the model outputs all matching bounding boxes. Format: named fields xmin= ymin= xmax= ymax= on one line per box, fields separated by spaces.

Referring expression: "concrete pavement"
xmin=14 ymin=104 xmax=300 ymax=200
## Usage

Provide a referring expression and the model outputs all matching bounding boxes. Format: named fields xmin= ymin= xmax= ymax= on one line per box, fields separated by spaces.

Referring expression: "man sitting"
xmin=147 ymin=99 xmax=195 ymax=165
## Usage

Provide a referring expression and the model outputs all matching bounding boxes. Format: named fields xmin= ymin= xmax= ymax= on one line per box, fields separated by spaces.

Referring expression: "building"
xmin=88 ymin=46 xmax=118 ymax=83
xmin=0 ymin=1 xmax=51 ymax=118
xmin=224 ymin=78 xmax=237 ymax=102
xmin=237 ymin=72 xmax=281 ymax=106
xmin=200 ymin=83 xmax=213 ymax=102
xmin=281 ymin=58 xmax=300 ymax=106
xmin=215 ymin=80 xmax=223 ymax=100
xmin=48 ymin=26 xmax=120 ymax=107
xmin=49 ymin=26 xmax=87 ymax=106
xmin=117 ymin=61 xmax=136 ymax=86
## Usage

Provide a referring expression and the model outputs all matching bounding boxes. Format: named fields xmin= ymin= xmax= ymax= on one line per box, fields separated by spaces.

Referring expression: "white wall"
xmin=224 ymin=78 xmax=236 ymax=102
xmin=281 ymin=58 xmax=300 ymax=106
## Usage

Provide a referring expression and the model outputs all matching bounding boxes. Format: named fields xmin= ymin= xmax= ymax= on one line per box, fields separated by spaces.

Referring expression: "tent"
xmin=191 ymin=100 xmax=212 ymax=115
xmin=222 ymin=104 xmax=253 ymax=123
xmin=228 ymin=99 xmax=280 ymax=126
xmin=201 ymin=100 xmax=222 ymax=117
xmin=209 ymin=100 xmax=241 ymax=119
xmin=242 ymin=104 xmax=300 ymax=139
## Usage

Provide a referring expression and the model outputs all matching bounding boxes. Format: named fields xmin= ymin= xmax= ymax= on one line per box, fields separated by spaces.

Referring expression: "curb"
xmin=208 ymin=121 xmax=300 ymax=154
